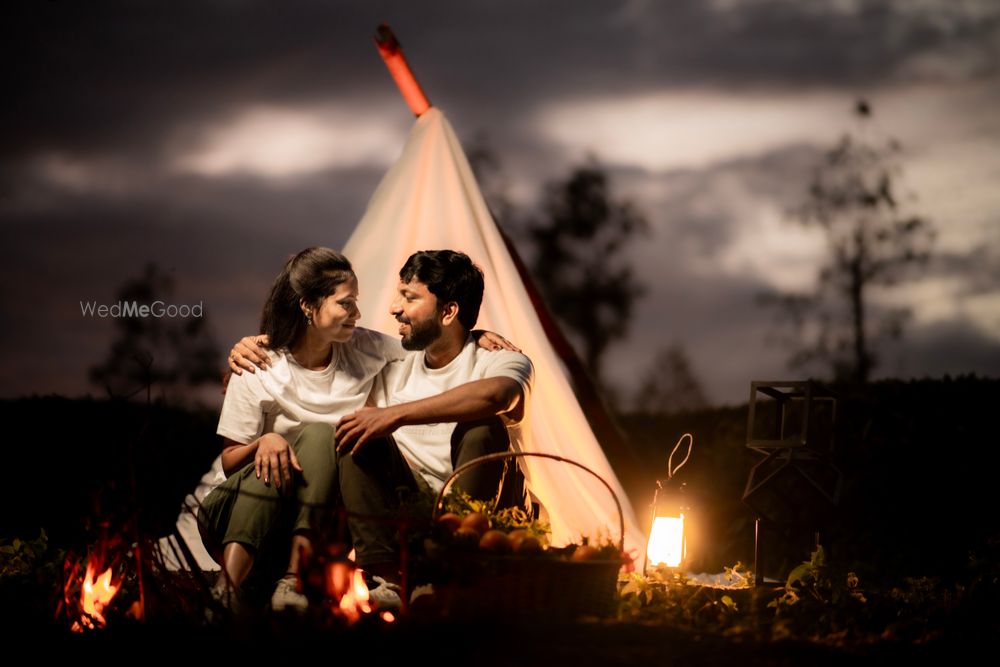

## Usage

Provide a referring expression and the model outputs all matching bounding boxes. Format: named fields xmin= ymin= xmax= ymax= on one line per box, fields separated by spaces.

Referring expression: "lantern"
xmin=644 ymin=433 xmax=693 ymax=573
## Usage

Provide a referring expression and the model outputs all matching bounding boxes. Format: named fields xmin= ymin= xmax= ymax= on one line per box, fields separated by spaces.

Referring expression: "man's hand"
xmin=229 ymin=334 xmax=271 ymax=375
xmin=254 ymin=432 xmax=302 ymax=487
xmin=472 ymin=330 xmax=521 ymax=353
xmin=336 ymin=407 xmax=402 ymax=455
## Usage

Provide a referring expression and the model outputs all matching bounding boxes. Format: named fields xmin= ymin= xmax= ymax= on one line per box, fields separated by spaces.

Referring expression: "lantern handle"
xmin=667 ymin=433 xmax=693 ymax=480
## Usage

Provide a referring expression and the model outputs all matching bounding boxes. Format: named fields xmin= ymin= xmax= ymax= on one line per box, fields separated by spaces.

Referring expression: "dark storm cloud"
xmin=604 ymin=143 xmax=824 ymax=257
xmin=933 ymin=244 xmax=1000 ymax=297
xmin=4 ymin=1 xmax=996 ymax=163
xmin=2 ymin=0 xmax=997 ymax=403
xmin=886 ymin=318 xmax=1000 ymax=379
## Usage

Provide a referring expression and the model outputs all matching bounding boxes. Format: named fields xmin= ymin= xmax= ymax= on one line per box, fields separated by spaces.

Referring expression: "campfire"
xmin=63 ymin=553 xmax=122 ymax=632
xmin=330 ymin=563 xmax=396 ymax=623
xmin=307 ymin=546 xmax=396 ymax=624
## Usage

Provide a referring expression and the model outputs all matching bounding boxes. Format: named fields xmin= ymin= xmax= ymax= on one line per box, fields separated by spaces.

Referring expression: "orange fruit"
xmin=453 ymin=527 xmax=481 ymax=549
xmin=478 ymin=530 xmax=513 ymax=553
xmin=515 ymin=536 xmax=542 ymax=555
xmin=507 ymin=529 xmax=530 ymax=550
xmin=459 ymin=512 xmax=490 ymax=537
xmin=436 ymin=512 xmax=462 ymax=534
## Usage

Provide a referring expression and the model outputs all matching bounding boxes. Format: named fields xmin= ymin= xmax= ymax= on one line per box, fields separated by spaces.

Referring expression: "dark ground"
xmin=2 ymin=376 xmax=999 ymax=661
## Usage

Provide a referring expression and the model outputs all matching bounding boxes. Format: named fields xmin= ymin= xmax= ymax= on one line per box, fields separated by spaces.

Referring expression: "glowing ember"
xmin=381 ymin=611 xmax=396 ymax=623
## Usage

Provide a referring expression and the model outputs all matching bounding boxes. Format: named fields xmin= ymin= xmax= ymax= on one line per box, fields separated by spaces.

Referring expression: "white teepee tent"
xmin=343 ymin=107 xmax=644 ymax=555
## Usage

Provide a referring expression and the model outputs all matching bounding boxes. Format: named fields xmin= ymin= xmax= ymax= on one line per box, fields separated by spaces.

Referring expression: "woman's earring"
xmin=305 ymin=310 xmax=313 ymax=327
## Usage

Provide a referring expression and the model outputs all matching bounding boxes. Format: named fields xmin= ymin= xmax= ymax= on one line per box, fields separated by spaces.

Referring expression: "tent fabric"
xmin=343 ymin=107 xmax=644 ymax=556
xmin=157 ymin=456 xmax=224 ymax=571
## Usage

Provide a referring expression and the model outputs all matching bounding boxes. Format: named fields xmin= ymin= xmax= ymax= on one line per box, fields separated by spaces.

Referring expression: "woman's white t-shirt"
xmin=217 ymin=327 xmax=405 ymax=444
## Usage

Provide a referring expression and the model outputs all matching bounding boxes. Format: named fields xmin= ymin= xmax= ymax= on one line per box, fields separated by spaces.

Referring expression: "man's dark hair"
xmin=400 ymin=250 xmax=484 ymax=331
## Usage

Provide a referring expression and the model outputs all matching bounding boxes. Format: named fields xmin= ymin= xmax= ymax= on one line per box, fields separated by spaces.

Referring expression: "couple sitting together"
xmin=200 ymin=247 xmax=532 ymax=612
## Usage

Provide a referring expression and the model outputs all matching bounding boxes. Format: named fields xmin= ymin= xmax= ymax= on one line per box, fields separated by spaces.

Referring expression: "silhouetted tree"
xmin=529 ymin=160 xmax=648 ymax=389
xmin=90 ymin=264 xmax=220 ymax=404
xmin=762 ymin=101 xmax=935 ymax=382
xmin=632 ymin=344 xmax=709 ymax=414
xmin=466 ymin=131 xmax=515 ymax=227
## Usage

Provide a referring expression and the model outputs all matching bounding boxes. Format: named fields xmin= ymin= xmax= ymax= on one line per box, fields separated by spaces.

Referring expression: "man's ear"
xmin=440 ymin=301 xmax=460 ymax=327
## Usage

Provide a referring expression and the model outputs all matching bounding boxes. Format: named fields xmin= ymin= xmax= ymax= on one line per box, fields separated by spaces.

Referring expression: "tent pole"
xmin=374 ymin=24 xmax=431 ymax=117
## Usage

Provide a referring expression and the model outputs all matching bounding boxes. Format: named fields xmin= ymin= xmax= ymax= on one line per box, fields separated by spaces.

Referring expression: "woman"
xmin=201 ymin=247 xmax=508 ymax=613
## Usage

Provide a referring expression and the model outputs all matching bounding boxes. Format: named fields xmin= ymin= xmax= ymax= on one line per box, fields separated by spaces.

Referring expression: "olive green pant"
xmin=199 ymin=419 xmax=523 ymax=576
xmin=344 ymin=418 xmax=524 ymax=568
xmin=199 ymin=422 xmax=339 ymax=572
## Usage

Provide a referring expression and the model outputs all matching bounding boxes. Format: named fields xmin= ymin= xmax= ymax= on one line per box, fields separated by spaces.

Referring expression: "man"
xmin=230 ymin=250 xmax=533 ymax=593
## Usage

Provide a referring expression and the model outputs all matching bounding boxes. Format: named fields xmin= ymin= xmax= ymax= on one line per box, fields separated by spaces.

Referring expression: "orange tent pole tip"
xmin=374 ymin=24 xmax=431 ymax=117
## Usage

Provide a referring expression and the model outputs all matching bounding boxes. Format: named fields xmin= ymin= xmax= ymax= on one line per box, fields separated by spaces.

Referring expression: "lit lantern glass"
xmin=647 ymin=513 xmax=686 ymax=568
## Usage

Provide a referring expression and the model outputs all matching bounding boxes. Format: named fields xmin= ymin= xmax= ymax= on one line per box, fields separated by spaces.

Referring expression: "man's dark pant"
xmin=341 ymin=417 xmax=523 ymax=570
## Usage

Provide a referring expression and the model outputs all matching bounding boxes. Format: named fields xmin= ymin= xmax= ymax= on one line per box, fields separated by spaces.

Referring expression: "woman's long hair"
xmin=259 ymin=247 xmax=354 ymax=351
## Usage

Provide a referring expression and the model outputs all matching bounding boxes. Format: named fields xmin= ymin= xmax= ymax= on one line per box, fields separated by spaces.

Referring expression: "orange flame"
xmin=324 ymin=561 xmax=375 ymax=624
xmin=337 ymin=568 xmax=372 ymax=623
xmin=70 ymin=559 xmax=120 ymax=632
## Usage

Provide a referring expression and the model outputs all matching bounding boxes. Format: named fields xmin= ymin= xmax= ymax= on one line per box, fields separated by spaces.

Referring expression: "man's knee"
xmin=452 ymin=417 xmax=509 ymax=465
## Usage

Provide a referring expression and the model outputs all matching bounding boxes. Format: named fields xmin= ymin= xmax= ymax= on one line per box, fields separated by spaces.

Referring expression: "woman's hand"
xmin=229 ymin=334 xmax=271 ymax=375
xmin=254 ymin=432 xmax=302 ymax=488
xmin=472 ymin=330 xmax=521 ymax=353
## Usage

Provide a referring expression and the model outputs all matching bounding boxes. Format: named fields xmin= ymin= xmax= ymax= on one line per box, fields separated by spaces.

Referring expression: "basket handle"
xmin=432 ymin=451 xmax=625 ymax=554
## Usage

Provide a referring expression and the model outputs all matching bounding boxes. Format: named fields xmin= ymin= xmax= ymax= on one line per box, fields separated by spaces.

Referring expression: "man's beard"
xmin=399 ymin=316 xmax=442 ymax=351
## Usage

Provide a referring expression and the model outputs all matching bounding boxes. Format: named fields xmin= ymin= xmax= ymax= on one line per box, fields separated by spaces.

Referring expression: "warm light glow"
xmin=70 ymin=560 xmax=120 ymax=632
xmin=342 ymin=569 xmax=372 ymax=612
xmin=647 ymin=514 xmax=686 ymax=568
xmin=381 ymin=611 xmax=396 ymax=623
xmin=326 ymin=562 xmax=373 ymax=624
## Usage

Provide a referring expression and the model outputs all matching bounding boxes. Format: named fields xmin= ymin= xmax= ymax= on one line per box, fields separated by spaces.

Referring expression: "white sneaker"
xmin=270 ymin=576 xmax=308 ymax=613
xmin=368 ymin=575 xmax=402 ymax=612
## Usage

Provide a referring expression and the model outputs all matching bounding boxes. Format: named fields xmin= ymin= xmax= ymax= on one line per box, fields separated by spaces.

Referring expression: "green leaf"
xmin=786 ymin=562 xmax=813 ymax=589
xmin=621 ymin=580 xmax=643 ymax=597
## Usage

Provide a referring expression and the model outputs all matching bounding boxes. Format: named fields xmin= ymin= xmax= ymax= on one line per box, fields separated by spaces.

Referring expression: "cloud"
xmin=171 ymin=105 xmax=409 ymax=178
xmin=4 ymin=0 xmax=997 ymax=167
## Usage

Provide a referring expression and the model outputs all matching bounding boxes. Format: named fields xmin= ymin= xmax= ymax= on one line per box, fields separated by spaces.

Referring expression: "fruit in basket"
xmin=478 ymin=529 xmax=513 ymax=553
xmin=436 ymin=512 xmax=463 ymax=534
xmin=507 ymin=529 xmax=529 ymax=550
xmin=506 ymin=529 xmax=542 ymax=555
xmin=460 ymin=511 xmax=491 ymax=537
xmin=453 ymin=527 xmax=482 ymax=549
xmin=570 ymin=545 xmax=601 ymax=562
xmin=515 ymin=535 xmax=542 ymax=555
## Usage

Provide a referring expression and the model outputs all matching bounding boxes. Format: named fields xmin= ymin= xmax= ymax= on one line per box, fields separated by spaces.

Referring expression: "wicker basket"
xmin=429 ymin=451 xmax=625 ymax=620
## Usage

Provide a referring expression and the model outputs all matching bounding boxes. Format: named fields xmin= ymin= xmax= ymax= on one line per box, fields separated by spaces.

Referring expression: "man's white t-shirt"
xmin=217 ymin=327 xmax=405 ymax=444
xmin=375 ymin=336 xmax=534 ymax=494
